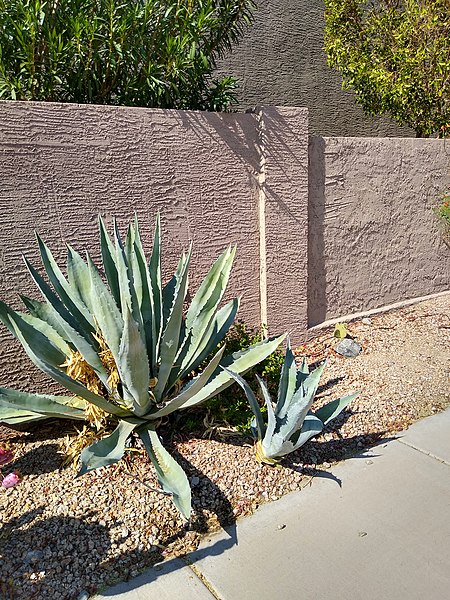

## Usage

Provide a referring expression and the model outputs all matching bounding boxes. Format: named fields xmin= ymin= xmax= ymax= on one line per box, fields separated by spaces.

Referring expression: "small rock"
xmin=23 ymin=550 xmax=43 ymax=565
xmin=335 ymin=338 xmax=362 ymax=358
xmin=358 ymin=531 xmax=368 ymax=537
xmin=76 ymin=592 xmax=89 ymax=600
xmin=365 ymin=460 xmax=373 ymax=465
xmin=277 ymin=524 xmax=286 ymax=530
xmin=121 ymin=527 xmax=129 ymax=538
xmin=362 ymin=318 xmax=372 ymax=325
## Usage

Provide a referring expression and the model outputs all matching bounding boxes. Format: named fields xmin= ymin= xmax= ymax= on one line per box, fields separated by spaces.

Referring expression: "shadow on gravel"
xmin=0 ymin=456 xmax=238 ymax=600
xmin=10 ymin=443 xmax=62 ymax=476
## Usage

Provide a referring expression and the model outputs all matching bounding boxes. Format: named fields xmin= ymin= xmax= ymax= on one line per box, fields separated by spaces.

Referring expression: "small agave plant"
xmin=225 ymin=338 xmax=357 ymax=464
xmin=0 ymin=215 xmax=284 ymax=518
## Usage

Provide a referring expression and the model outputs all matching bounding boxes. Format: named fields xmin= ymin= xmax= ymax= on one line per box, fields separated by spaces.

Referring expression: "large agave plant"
xmin=226 ymin=338 xmax=357 ymax=464
xmin=0 ymin=215 xmax=284 ymax=518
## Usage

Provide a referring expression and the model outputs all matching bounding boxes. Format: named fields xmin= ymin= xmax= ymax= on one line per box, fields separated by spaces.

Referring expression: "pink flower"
xmin=2 ymin=472 xmax=21 ymax=488
xmin=0 ymin=447 xmax=14 ymax=466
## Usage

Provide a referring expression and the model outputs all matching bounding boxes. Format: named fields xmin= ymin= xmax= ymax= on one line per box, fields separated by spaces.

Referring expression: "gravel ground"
xmin=1 ymin=295 xmax=449 ymax=599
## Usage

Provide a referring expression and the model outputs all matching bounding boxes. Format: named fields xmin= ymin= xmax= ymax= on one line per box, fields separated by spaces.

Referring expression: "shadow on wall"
xmin=307 ymin=136 xmax=327 ymax=327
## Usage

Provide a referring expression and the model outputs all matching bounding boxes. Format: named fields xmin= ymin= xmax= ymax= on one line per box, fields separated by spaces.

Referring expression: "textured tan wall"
xmin=0 ymin=101 xmax=267 ymax=392
xmin=261 ymin=107 xmax=309 ymax=339
xmin=308 ymin=136 xmax=450 ymax=326
xmin=0 ymin=101 xmax=448 ymax=394
xmin=218 ymin=0 xmax=413 ymax=137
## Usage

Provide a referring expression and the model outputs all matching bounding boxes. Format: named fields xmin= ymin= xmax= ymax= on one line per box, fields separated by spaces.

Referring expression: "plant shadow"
xmin=0 ymin=452 xmax=238 ymax=600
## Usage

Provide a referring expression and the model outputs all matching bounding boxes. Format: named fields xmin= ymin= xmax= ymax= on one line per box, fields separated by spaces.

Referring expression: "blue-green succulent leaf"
xmin=0 ymin=388 xmax=86 ymax=421
xmin=117 ymin=307 xmax=150 ymax=415
xmin=221 ymin=368 xmax=266 ymax=439
xmin=275 ymin=336 xmax=297 ymax=418
xmin=139 ymin=427 xmax=191 ymax=520
xmin=79 ymin=419 xmax=138 ymax=475
xmin=98 ymin=216 xmax=121 ymax=307
xmin=314 ymin=392 xmax=358 ymax=426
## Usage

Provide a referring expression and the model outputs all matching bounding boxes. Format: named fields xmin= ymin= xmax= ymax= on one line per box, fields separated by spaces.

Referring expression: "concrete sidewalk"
xmin=95 ymin=408 xmax=450 ymax=600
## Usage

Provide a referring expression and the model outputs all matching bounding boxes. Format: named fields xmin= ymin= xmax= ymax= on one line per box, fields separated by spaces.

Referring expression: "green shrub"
xmin=183 ymin=321 xmax=285 ymax=433
xmin=0 ymin=0 xmax=255 ymax=111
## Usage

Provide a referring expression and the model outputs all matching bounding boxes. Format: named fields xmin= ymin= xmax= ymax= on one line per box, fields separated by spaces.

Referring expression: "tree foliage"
xmin=324 ymin=0 xmax=450 ymax=136
xmin=0 ymin=0 xmax=255 ymax=111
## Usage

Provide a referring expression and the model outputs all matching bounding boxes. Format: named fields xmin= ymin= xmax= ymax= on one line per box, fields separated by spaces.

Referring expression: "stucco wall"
xmin=0 ymin=102 xmax=263 ymax=392
xmin=0 ymin=101 xmax=309 ymax=391
xmin=308 ymin=136 xmax=450 ymax=326
xmin=0 ymin=101 xmax=448 ymax=393
xmin=218 ymin=0 xmax=413 ymax=137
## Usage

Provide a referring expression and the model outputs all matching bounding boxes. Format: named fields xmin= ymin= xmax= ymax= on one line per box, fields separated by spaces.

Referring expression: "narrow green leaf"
xmin=99 ymin=216 xmax=121 ymax=307
xmin=223 ymin=367 xmax=265 ymax=440
xmin=23 ymin=255 xmax=95 ymax=345
xmin=154 ymin=248 xmax=191 ymax=401
xmin=139 ymin=427 xmax=191 ymax=520
xmin=79 ymin=419 xmax=138 ymax=475
xmin=148 ymin=345 xmax=226 ymax=418
xmin=173 ymin=297 xmax=240 ymax=387
xmin=36 ymin=234 xmax=94 ymax=329
xmin=117 ymin=307 xmax=150 ymax=416
xmin=314 ymin=392 xmax=358 ymax=426
xmin=0 ymin=388 xmax=86 ymax=420
xmin=87 ymin=253 xmax=123 ymax=359
xmin=275 ymin=336 xmax=297 ymax=418
xmin=257 ymin=375 xmax=277 ymax=440
xmin=66 ymin=245 xmax=94 ymax=313
xmin=149 ymin=213 xmax=162 ymax=370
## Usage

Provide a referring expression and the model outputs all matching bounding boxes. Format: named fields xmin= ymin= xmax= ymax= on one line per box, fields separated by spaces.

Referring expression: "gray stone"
xmin=334 ymin=338 xmax=362 ymax=357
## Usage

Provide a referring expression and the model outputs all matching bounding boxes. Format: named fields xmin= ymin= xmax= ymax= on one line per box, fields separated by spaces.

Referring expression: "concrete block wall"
xmin=0 ymin=101 xmax=448 ymax=391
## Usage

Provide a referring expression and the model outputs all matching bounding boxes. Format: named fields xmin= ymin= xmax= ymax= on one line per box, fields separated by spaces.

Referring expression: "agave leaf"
xmin=314 ymin=392 xmax=358 ymax=426
xmin=289 ymin=414 xmax=325 ymax=453
xmin=224 ymin=368 xmax=265 ymax=439
xmin=79 ymin=419 xmax=138 ymax=475
xmin=1 ymin=307 xmax=129 ymax=416
xmin=296 ymin=357 xmax=309 ymax=387
xmin=20 ymin=295 xmax=71 ymax=343
xmin=87 ymin=254 xmax=123 ymax=359
xmin=13 ymin=309 xmax=72 ymax=358
xmin=279 ymin=360 xmax=327 ymax=425
xmin=23 ymin=256 xmax=95 ymax=345
xmin=184 ymin=246 xmax=235 ymax=336
xmin=99 ymin=216 xmax=121 ymax=307
xmin=117 ymin=307 xmax=151 ymax=416
xmin=114 ymin=223 xmax=143 ymax=334
xmin=66 ymin=245 xmax=94 ymax=313
xmin=174 ymin=247 xmax=235 ymax=378
xmin=1 ymin=413 xmax=48 ymax=425
xmin=36 ymin=234 xmax=94 ymax=330
xmin=181 ymin=334 xmax=286 ymax=408
xmin=257 ymin=375 xmax=277 ymax=441
xmin=132 ymin=227 xmax=156 ymax=376
xmin=154 ymin=248 xmax=191 ymax=401
xmin=0 ymin=301 xmax=67 ymax=368
xmin=171 ymin=297 xmax=240 ymax=388
xmin=277 ymin=385 xmax=313 ymax=442
xmin=148 ymin=346 xmax=226 ymax=418
xmin=16 ymin=297 xmax=110 ymax=388
xmin=148 ymin=213 xmax=162 ymax=371
xmin=275 ymin=336 xmax=297 ymax=418
xmin=139 ymin=427 xmax=191 ymax=520
xmin=0 ymin=388 xmax=86 ymax=420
